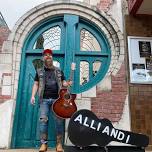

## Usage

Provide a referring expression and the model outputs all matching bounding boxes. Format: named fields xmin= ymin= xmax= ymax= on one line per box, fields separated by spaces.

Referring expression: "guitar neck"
xmin=69 ymin=69 xmax=74 ymax=82
xmin=68 ymin=62 xmax=75 ymax=82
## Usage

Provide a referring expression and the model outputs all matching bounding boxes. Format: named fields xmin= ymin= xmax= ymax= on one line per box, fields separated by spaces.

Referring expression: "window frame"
xmin=24 ymin=15 xmax=111 ymax=93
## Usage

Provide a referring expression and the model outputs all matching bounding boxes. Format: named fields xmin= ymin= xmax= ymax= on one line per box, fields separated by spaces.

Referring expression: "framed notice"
xmin=128 ymin=36 xmax=152 ymax=83
xmin=139 ymin=41 xmax=151 ymax=57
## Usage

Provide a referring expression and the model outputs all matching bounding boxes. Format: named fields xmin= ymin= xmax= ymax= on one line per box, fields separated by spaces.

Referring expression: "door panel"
xmin=15 ymin=55 xmax=57 ymax=148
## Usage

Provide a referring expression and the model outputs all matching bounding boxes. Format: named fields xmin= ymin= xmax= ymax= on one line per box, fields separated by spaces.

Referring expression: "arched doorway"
xmin=11 ymin=14 xmax=111 ymax=148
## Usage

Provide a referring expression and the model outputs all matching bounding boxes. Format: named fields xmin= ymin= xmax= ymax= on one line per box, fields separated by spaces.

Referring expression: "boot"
xmin=56 ymin=143 xmax=64 ymax=152
xmin=56 ymin=135 xmax=64 ymax=152
xmin=39 ymin=143 xmax=48 ymax=152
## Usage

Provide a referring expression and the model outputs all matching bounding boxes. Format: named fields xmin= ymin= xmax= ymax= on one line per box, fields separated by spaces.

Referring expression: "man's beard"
xmin=44 ymin=58 xmax=53 ymax=69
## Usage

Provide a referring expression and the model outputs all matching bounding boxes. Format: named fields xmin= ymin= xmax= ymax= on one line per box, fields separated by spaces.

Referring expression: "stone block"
xmin=2 ymin=86 xmax=11 ymax=95
xmin=97 ymin=75 xmax=112 ymax=91
xmin=2 ymin=75 xmax=11 ymax=86
xmin=82 ymin=86 xmax=96 ymax=97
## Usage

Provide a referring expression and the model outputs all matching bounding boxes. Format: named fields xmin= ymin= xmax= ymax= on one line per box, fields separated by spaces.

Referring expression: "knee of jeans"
xmin=39 ymin=115 xmax=48 ymax=123
xmin=56 ymin=128 xmax=64 ymax=135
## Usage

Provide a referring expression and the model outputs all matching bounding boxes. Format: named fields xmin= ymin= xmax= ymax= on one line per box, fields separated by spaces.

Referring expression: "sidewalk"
xmin=0 ymin=148 xmax=151 ymax=152
xmin=0 ymin=150 xmax=151 ymax=152
xmin=0 ymin=149 xmax=55 ymax=152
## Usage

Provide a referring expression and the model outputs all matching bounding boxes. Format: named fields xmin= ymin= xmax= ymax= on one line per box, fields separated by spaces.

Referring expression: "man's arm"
xmin=30 ymin=81 xmax=39 ymax=105
xmin=60 ymin=71 xmax=72 ymax=87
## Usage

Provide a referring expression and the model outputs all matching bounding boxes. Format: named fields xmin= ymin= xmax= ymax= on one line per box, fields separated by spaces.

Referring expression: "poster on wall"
xmin=128 ymin=36 xmax=152 ymax=84
xmin=139 ymin=41 xmax=151 ymax=57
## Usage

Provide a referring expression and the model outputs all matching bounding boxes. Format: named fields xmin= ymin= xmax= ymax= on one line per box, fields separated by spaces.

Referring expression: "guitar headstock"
xmin=71 ymin=62 xmax=76 ymax=71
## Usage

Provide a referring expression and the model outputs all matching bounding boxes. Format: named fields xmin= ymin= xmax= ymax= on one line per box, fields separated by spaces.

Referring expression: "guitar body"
xmin=52 ymin=88 xmax=77 ymax=119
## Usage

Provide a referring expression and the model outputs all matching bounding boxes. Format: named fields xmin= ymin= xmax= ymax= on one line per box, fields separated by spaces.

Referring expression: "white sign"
xmin=128 ymin=36 xmax=152 ymax=84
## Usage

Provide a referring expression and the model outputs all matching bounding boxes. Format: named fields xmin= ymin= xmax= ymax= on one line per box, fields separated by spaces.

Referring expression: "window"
xmin=80 ymin=29 xmax=101 ymax=51
xmin=33 ymin=26 xmax=61 ymax=50
xmin=24 ymin=15 xmax=111 ymax=93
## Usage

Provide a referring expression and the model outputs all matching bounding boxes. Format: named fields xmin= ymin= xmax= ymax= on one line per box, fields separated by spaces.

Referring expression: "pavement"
xmin=0 ymin=150 xmax=152 ymax=152
xmin=0 ymin=148 xmax=151 ymax=152
xmin=0 ymin=149 xmax=55 ymax=152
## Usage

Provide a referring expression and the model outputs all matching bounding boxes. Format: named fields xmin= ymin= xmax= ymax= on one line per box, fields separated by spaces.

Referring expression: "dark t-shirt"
xmin=34 ymin=67 xmax=65 ymax=99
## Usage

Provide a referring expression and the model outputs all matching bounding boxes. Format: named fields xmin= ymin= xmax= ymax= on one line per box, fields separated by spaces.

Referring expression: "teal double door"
xmin=11 ymin=14 xmax=111 ymax=148
xmin=11 ymin=15 xmax=80 ymax=148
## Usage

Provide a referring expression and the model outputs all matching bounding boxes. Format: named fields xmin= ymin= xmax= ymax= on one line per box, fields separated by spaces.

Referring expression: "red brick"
xmin=0 ymin=26 xmax=10 ymax=52
xmin=97 ymin=0 xmax=114 ymax=11
xmin=0 ymin=95 xmax=11 ymax=104
xmin=91 ymin=63 xmax=127 ymax=122
xmin=0 ymin=95 xmax=11 ymax=99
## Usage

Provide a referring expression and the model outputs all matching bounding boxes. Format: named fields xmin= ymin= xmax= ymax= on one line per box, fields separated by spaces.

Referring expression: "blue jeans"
xmin=39 ymin=98 xmax=64 ymax=144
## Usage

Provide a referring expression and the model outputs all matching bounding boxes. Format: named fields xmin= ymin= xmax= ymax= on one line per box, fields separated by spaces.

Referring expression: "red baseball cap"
xmin=43 ymin=49 xmax=53 ymax=55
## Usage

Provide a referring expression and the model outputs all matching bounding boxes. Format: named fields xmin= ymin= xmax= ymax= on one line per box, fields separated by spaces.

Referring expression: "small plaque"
xmin=139 ymin=41 xmax=151 ymax=57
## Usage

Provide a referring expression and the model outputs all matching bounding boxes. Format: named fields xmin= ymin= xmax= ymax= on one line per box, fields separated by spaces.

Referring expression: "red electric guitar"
xmin=52 ymin=63 xmax=77 ymax=119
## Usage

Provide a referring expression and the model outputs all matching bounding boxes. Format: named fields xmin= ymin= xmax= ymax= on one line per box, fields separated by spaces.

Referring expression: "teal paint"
xmin=63 ymin=15 xmax=79 ymax=83
xmin=74 ymin=20 xmax=111 ymax=93
xmin=11 ymin=17 xmax=65 ymax=148
xmin=12 ymin=55 xmax=57 ymax=148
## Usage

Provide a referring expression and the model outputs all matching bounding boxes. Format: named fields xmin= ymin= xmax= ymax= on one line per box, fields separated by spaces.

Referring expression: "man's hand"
xmin=30 ymin=96 xmax=35 ymax=105
xmin=68 ymin=81 xmax=73 ymax=86
xmin=31 ymin=81 xmax=38 ymax=105
xmin=63 ymin=80 xmax=73 ymax=87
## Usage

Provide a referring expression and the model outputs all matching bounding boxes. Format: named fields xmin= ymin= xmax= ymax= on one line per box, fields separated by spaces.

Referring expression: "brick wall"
xmin=97 ymin=0 xmax=114 ymax=12
xmin=0 ymin=73 xmax=11 ymax=104
xmin=125 ymin=15 xmax=152 ymax=150
xmin=125 ymin=15 xmax=152 ymax=37
xmin=0 ymin=26 xmax=10 ymax=52
xmin=91 ymin=63 xmax=128 ymax=122
xmin=0 ymin=26 xmax=11 ymax=104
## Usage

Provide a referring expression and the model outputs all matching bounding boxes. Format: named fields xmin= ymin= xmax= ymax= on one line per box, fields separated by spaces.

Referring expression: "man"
xmin=31 ymin=49 xmax=70 ymax=152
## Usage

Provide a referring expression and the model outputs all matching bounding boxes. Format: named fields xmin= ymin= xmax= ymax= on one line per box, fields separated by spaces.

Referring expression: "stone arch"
xmin=8 ymin=0 xmax=124 ymax=100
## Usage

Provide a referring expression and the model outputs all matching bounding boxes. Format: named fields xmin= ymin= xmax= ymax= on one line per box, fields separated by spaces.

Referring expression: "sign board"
xmin=128 ymin=36 xmax=152 ymax=84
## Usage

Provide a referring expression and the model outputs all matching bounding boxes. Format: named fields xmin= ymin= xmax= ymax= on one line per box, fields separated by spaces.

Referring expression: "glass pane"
xmin=93 ymin=61 xmax=101 ymax=76
xmin=80 ymin=29 xmax=101 ymax=51
xmin=53 ymin=60 xmax=60 ymax=68
xmin=33 ymin=26 xmax=61 ymax=50
xmin=32 ymin=59 xmax=43 ymax=70
xmin=80 ymin=61 xmax=89 ymax=85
